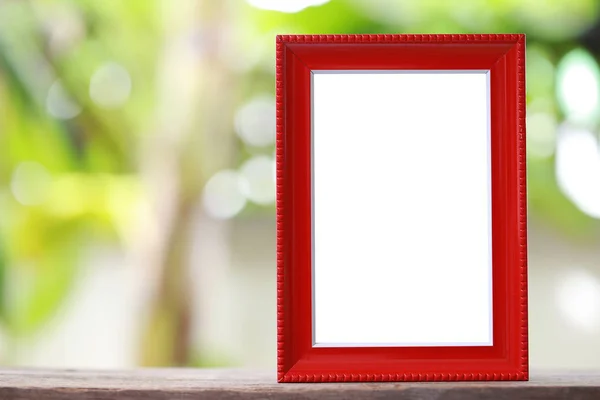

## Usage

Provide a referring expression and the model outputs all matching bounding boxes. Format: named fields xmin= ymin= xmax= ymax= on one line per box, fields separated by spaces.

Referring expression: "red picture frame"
xmin=276 ymin=34 xmax=528 ymax=382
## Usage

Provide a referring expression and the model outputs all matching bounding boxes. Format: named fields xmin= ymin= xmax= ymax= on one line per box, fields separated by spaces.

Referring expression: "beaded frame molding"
xmin=276 ymin=34 xmax=528 ymax=383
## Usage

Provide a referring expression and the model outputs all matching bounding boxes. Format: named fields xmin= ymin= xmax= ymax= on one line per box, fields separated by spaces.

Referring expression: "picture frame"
xmin=276 ymin=34 xmax=528 ymax=382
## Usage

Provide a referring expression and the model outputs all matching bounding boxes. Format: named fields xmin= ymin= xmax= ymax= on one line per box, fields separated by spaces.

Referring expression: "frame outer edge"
xmin=517 ymin=35 xmax=529 ymax=379
xmin=277 ymin=33 xmax=528 ymax=383
xmin=276 ymin=39 xmax=285 ymax=382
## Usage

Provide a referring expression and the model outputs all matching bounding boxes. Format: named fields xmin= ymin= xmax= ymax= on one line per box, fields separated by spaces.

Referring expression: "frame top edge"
xmin=276 ymin=34 xmax=525 ymax=44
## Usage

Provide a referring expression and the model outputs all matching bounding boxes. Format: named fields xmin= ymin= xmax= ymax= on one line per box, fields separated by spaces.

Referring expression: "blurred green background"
xmin=0 ymin=0 xmax=600 ymax=369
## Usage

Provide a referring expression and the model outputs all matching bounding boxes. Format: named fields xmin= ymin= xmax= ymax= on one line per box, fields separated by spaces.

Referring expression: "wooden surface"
xmin=1 ymin=369 xmax=600 ymax=399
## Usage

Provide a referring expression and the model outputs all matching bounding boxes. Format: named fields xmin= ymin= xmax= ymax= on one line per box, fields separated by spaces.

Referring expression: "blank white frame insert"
xmin=312 ymin=71 xmax=493 ymax=347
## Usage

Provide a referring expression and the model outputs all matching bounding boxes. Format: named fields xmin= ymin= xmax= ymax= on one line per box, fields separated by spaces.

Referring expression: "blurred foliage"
xmin=0 ymin=0 xmax=599 ymax=366
xmin=0 ymin=0 xmax=155 ymax=351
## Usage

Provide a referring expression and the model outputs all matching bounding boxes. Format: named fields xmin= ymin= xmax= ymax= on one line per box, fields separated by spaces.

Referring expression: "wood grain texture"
xmin=0 ymin=369 xmax=599 ymax=400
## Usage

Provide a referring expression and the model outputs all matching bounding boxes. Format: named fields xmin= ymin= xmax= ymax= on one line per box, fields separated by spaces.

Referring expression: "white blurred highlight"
xmin=234 ymin=95 xmax=276 ymax=147
xmin=246 ymin=0 xmax=329 ymax=13
xmin=556 ymin=49 xmax=600 ymax=126
xmin=555 ymin=125 xmax=600 ymax=219
xmin=239 ymin=155 xmax=276 ymax=205
xmin=202 ymin=170 xmax=248 ymax=219
xmin=556 ymin=269 xmax=600 ymax=332
xmin=11 ymin=162 xmax=53 ymax=206
xmin=89 ymin=62 xmax=132 ymax=108
xmin=46 ymin=80 xmax=81 ymax=119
